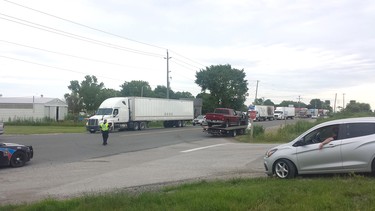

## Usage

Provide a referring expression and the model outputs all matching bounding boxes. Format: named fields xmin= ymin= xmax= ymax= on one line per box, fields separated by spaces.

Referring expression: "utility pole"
xmin=254 ymin=80 xmax=259 ymax=104
xmin=164 ymin=50 xmax=172 ymax=99
xmin=334 ymin=93 xmax=337 ymax=113
xmin=343 ymin=93 xmax=345 ymax=110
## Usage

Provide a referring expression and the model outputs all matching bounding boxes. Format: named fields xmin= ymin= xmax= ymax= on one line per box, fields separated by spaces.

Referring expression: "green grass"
xmin=3 ymin=114 xmax=375 ymax=210
xmin=2 ymin=176 xmax=375 ymax=210
xmin=4 ymin=125 xmax=86 ymax=134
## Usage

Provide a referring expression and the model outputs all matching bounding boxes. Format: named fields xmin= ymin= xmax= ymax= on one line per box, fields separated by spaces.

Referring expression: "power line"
xmin=0 ymin=40 xmax=156 ymax=70
xmin=3 ymin=0 xmax=166 ymax=50
xmin=0 ymin=13 xmax=164 ymax=58
xmin=3 ymin=0 xmax=209 ymax=70
xmin=0 ymin=55 xmax=122 ymax=82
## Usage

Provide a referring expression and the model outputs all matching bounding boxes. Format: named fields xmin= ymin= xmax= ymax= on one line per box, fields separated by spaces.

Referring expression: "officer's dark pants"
xmin=102 ymin=131 xmax=109 ymax=145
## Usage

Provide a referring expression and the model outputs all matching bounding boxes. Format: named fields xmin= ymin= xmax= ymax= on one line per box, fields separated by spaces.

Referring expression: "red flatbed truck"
xmin=203 ymin=111 xmax=249 ymax=137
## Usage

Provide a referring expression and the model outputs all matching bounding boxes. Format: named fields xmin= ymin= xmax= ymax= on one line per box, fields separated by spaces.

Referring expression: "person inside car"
xmin=319 ymin=127 xmax=339 ymax=149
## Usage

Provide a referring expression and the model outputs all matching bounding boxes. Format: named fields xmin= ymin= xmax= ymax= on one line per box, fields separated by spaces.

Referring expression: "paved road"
xmin=0 ymin=120 xmax=305 ymax=204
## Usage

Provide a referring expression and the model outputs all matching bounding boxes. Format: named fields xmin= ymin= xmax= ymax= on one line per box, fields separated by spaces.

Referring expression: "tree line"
xmin=64 ymin=64 xmax=372 ymax=118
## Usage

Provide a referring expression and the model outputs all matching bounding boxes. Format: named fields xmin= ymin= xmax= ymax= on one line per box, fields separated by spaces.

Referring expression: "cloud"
xmin=1 ymin=0 xmax=375 ymax=110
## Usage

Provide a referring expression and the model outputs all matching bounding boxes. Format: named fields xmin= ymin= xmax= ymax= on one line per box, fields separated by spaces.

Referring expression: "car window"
xmin=303 ymin=124 xmax=340 ymax=145
xmin=345 ymin=123 xmax=375 ymax=139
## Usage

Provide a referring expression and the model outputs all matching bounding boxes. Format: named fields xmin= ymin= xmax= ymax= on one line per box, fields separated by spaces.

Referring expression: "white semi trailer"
xmin=274 ymin=106 xmax=295 ymax=120
xmin=86 ymin=97 xmax=194 ymax=133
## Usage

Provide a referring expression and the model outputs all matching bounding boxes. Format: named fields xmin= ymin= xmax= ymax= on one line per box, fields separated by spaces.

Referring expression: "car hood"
xmin=1 ymin=143 xmax=27 ymax=147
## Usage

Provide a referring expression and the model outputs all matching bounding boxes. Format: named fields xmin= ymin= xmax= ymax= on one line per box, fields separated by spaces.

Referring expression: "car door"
xmin=341 ymin=123 xmax=375 ymax=171
xmin=295 ymin=124 xmax=343 ymax=173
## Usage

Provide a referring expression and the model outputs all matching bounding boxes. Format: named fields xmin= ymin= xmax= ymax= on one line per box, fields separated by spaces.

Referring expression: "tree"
xmin=153 ymin=85 xmax=171 ymax=98
xmin=97 ymin=88 xmax=120 ymax=106
xmin=65 ymin=75 xmax=104 ymax=114
xmin=64 ymin=92 xmax=83 ymax=119
xmin=173 ymin=91 xmax=194 ymax=99
xmin=254 ymin=98 xmax=275 ymax=106
xmin=196 ymin=92 xmax=217 ymax=114
xmin=195 ymin=64 xmax=248 ymax=111
xmin=119 ymin=80 xmax=153 ymax=97
xmin=344 ymin=100 xmax=371 ymax=113
xmin=278 ymin=100 xmax=298 ymax=107
xmin=254 ymin=98 xmax=264 ymax=105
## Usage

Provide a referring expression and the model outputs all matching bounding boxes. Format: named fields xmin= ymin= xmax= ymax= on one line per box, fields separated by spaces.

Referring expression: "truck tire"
xmin=176 ymin=120 xmax=182 ymax=127
xmin=139 ymin=122 xmax=146 ymax=130
xmin=133 ymin=122 xmax=139 ymax=130
xmin=231 ymin=130 xmax=237 ymax=137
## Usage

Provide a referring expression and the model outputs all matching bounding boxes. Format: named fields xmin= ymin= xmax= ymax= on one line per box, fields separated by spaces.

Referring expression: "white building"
xmin=0 ymin=97 xmax=68 ymax=122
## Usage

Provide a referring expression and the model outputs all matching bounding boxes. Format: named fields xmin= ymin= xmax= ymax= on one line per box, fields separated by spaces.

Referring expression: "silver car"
xmin=264 ymin=117 xmax=375 ymax=179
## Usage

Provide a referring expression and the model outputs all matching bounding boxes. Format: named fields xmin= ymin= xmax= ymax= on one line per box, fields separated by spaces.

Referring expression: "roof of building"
xmin=0 ymin=97 xmax=67 ymax=106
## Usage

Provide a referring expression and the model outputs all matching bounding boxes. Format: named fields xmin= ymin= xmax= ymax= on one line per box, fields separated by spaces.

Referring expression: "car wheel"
xmin=10 ymin=151 xmax=27 ymax=167
xmin=274 ymin=159 xmax=296 ymax=179
xmin=371 ymin=159 xmax=375 ymax=176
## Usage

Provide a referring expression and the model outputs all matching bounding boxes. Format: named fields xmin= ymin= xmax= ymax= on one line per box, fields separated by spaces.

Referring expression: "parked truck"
xmin=274 ymin=106 xmax=295 ymax=120
xmin=254 ymin=105 xmax=274 ymax=121
xmin=205 ymin=108 xmax=242 ymax=128
xmin=204 ymin=108 xmax=249 ymax=137
xmin=86 ymin=97 xmax=194 ymax=133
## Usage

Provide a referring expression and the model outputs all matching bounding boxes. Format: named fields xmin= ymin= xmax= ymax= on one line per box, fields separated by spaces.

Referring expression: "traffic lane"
xmin=0 ymin=126 xmax=209 ymax=167
xmin=0 ymin=138 xmax=277 ymax=204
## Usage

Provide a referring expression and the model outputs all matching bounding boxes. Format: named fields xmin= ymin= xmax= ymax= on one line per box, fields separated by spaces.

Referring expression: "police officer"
xmin=100 ymin=119 xmax=109 ymax=145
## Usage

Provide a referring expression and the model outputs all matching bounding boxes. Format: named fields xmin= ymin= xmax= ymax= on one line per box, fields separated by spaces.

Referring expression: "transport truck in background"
xmin=254 ymin=105 xmax=274 ymax=121
xmin=86 ymin=97 xmax=194 ymax=133
xmin=274 ymin=106 xmax=295 ymax=120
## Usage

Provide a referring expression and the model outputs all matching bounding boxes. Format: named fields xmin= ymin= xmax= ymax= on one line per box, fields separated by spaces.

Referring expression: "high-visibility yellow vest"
xmin=100 ymin=122 xmax=109 ymax=131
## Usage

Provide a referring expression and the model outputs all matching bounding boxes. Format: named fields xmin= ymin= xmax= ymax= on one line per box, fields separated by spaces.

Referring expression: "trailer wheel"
xmin=133 ymin=122 xmax=139 ymax=130
xmin=139 ymin=122 xmax=146 ymax=130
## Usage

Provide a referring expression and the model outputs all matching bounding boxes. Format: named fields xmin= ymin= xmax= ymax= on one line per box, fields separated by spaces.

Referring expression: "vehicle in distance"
xmin=274 ymin=106 xmax=295 ymax=120
xmin=205 ymin=108 xmax=241 ymax=128
xmin=0 ymin=121 xmax=3 ymax=135
xmin=193 ymin=115 xmax=206 ymax=126
xmin=0 ymin=142 xmax=33 ymax=167
xmin=86 ymin=97 xmax=194 ymax=132
xmin=264 ymin=117 xmax=375 ymax=179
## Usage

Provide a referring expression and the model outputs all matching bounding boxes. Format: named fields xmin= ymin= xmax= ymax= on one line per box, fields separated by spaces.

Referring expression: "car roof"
xmin=316 ymin=117 xmax=375 ymax=127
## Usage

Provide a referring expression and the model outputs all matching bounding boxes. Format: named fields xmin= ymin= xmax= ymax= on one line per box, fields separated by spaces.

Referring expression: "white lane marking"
xmin=181 ymin=143 xmax=229 ymax=153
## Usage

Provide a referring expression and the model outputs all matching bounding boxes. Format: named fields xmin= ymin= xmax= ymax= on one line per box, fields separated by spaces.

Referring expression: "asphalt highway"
xmin=0 ymin=119 xmax=303 ymax=204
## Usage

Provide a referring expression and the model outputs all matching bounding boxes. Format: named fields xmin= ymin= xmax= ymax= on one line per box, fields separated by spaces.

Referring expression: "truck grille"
xmin=87 ymin=119 xmax=98 ymax=126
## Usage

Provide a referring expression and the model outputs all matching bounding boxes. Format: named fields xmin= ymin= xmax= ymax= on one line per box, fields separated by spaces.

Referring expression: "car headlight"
xmin=265 ymin=149 xmax=278 ymax=158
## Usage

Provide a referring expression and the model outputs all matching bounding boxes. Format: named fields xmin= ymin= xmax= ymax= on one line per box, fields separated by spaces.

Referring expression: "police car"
xmin=0 ymin=142 xmax=33 ymax=167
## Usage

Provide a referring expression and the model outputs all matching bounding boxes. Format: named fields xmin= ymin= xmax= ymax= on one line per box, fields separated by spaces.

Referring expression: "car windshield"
xmin=96 ymin=108 xmax=113 ymax=115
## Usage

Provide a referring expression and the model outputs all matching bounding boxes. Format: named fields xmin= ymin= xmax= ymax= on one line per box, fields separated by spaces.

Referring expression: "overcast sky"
xmin=1 ymin=0 xmax=374 ymax=111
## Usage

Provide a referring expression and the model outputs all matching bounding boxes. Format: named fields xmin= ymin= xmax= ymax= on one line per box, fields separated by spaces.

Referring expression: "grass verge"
xmin=1 ymin=176 xmax=374 ymax=210
xmin=4 ymin=125 xmax=86 ymax=135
